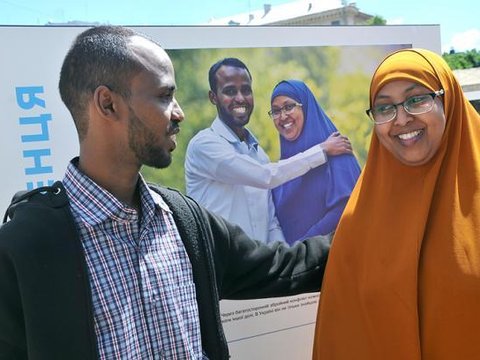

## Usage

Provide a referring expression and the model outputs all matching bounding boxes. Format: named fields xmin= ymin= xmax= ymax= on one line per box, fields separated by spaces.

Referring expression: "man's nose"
xmin=233 ymin=90 xmax=246 ymax=102
xmin=172 ymin=98 xmax=184 ymax=122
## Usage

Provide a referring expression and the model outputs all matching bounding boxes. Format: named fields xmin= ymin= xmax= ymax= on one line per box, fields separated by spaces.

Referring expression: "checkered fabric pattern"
xmin=63 ymin=161 xmax=205 ymax=359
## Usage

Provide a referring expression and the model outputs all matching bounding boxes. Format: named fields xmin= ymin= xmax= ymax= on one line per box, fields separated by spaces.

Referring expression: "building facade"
xmin=205 ymin=0 xmax=372 ymax=26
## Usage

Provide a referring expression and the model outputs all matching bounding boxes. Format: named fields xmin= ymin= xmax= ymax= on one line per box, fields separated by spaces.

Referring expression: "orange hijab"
xmin=312 ymin=48 xmax=480 ymax=360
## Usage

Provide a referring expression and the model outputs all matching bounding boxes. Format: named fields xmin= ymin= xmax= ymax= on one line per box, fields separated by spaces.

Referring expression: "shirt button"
xmin=152 ymin=290 xmax=160 ymax=303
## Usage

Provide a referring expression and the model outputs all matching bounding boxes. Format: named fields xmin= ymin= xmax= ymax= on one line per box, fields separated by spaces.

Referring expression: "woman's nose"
xmin=393 ymin=105 xmax=413 ymax=126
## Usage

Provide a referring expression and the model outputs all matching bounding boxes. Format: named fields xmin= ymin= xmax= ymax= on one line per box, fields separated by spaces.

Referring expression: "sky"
xmin=0 ymin=0 xmax=478 ymax=53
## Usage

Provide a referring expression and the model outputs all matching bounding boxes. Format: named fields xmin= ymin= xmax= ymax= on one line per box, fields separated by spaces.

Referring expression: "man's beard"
xmin=217 ymin=104 xmax=251 ymax=128
xmin=127 ymin=110 xmax=172 ymax=169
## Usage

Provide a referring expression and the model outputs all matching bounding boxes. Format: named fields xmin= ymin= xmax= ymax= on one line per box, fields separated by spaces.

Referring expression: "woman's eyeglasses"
xmin=268 ymin=102 xmax=303 ymax=120
xmin=366 ymin=89 xmax=444 ymax=125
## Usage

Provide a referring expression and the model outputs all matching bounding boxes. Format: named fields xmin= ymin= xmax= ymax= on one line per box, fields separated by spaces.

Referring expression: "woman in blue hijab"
xmin=270 ymin=80 xmax=361 ymax=245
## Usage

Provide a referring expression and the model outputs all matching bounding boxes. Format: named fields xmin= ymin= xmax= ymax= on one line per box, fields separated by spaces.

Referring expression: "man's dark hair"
xmin=208 ymin=57 xmax=252 ymax=93
xmin=58 ymin=25 xmax=156 ymax=140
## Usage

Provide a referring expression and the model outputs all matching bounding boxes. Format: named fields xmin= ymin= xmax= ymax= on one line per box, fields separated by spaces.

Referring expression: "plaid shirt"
xmin=63 ymin=160 xmax=204 ymax=359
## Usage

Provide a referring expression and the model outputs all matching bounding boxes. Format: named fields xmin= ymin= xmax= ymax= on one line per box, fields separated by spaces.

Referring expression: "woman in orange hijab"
xmin=312 ymin=48 xmax=480 ymax=360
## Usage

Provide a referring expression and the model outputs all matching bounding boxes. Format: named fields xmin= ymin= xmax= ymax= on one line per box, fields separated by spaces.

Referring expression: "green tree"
xmin=365 ymin=15 xmax=387 ymax=25
xmin=443 ymin=49 xmax=480 ymax=69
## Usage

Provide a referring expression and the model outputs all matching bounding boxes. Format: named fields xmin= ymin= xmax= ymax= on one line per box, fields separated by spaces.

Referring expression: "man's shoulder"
xmin=186 ymin=125 xmax=230 ymax=156
xmin=148 ymin=184 xmax=193 ymax=209
xmin=0 ymin=182 xmax=71 ymax=246
xmin=188 ymin=126 xmax=216 ymax=144
xmin=148 ymin=183 xmax=181 ymax=198
xmin=2 ymin=182 xmax=68 ymax=220
xmin=148 ymin=184 xmax=209 ymax=228
xmin=188 ymin=118 xmax=237 ymax=145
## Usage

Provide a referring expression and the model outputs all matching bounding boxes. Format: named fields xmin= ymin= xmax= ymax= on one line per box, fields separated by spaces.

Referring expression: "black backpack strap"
xmin=3 ymin=181 xmax=63 ymax=224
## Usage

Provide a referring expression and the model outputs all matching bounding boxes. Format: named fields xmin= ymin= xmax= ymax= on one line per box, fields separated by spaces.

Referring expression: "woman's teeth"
xmin=398 ymin=129 xmax=421 ymax=140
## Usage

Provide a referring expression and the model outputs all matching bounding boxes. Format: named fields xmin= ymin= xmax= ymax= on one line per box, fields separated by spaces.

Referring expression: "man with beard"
xmin=185 ymin=58 xmax=349 ymax=243
xmin=0 ymin=27 xmax=331 ymax=360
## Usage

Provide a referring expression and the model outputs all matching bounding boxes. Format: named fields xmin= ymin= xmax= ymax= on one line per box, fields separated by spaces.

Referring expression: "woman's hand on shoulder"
xmin=321 ymin=132 xmax=353 ymax=156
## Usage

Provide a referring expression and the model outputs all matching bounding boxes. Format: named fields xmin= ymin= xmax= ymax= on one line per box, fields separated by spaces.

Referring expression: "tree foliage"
xmin=442 ymin=49 xmax=480 ymax=70
xmin=365 ymin=15 xmax=387 ymax=25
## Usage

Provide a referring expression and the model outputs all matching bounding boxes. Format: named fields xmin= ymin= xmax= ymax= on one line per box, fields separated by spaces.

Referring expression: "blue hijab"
xmin=271 ymin=80 xmax=361 ymax=245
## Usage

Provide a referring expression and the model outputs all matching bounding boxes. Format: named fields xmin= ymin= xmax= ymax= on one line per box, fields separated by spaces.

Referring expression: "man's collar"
xmin=211 ymin=117 xmax=259 ymax=150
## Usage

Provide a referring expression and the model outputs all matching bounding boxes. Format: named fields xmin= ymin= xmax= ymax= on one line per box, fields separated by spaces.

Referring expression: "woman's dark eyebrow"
xmin=375 ymin=84 xmax=420 ymax=101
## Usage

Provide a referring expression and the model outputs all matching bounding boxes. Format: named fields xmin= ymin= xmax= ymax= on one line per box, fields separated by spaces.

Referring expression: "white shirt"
xmin=185 ymin=117 xmax=327 ymax=244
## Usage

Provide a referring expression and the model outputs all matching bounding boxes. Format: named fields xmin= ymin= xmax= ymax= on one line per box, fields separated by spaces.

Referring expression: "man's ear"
xmin=93 ymin=85 xmax=118 ymax=118
xmin=208 ymin=90 xmax=217 ymax=106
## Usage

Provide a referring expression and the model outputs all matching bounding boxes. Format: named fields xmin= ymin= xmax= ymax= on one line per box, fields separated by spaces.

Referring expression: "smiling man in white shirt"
xmin=185 ymin=57 xmax=350 ymax=244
